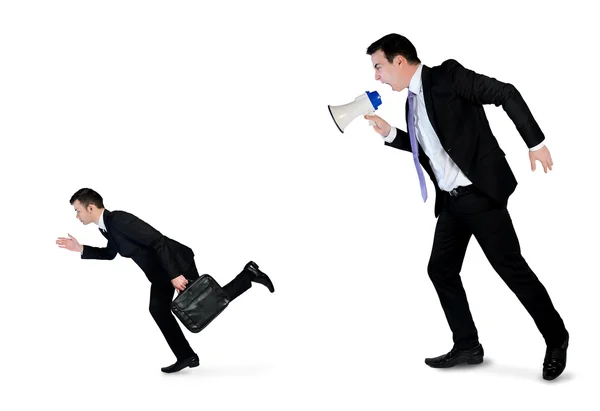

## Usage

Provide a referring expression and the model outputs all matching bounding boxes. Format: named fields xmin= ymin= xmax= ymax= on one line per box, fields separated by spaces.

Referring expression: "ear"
xmin=394 ymin=55 xmax=404 ymax=66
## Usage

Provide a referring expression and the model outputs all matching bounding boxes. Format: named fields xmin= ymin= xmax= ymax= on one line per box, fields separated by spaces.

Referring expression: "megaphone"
xmin=328 ymin=91 xmax=382 ymax=133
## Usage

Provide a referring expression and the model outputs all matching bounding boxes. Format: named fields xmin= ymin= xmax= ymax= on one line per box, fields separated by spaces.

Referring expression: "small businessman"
xmin=56 ymin=188 xmax=275 ymax=373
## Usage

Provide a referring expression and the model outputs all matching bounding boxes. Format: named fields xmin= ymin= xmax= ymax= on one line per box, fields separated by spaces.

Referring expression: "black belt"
xmin=446 ymin=185 xmax=475 ymax=197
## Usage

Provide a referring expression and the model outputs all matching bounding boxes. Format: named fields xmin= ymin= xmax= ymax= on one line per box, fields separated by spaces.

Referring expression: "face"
xmin=371 ymin=50 xmax=408 ymax=92
xmin=73 ymin=200 xmax=95 ymax=225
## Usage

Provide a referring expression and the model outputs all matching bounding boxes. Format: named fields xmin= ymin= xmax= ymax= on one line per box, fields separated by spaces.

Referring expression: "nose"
xmin=375 ymin=73 xmax=380 ymax=81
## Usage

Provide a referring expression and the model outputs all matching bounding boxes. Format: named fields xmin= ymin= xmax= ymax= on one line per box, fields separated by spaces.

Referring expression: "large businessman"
xmin=364 ymin=34 xmax=568 ymax=380
xmin=56 ymin=188 xmax=275 ymax=373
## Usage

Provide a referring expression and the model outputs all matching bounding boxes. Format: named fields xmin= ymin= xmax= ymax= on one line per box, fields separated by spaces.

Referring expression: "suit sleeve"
xmin=384 ymin=127 xmax=412 ymax=152
xmin=109 ymin=211 xmax=184 ymax=280
xmin=81 ymin=240 xmax=118 ymax=260
xmin=442 ymin=59 xmax=545 ymax=148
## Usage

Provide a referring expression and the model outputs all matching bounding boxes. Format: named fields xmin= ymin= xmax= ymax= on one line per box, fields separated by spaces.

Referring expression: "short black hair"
xmin=70 ymin=188 xmax=105 ymax=209
xmin=366 ymin=33 xmax=421 ymax=64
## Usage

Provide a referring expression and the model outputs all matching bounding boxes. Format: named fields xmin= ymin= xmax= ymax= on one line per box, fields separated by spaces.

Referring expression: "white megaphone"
xmin=328 ymin=91 xmax=382 ymax=133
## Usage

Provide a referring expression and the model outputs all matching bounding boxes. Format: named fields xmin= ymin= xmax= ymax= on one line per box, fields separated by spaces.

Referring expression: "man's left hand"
xmin=529 ymin=146 xmax=553 ymax=173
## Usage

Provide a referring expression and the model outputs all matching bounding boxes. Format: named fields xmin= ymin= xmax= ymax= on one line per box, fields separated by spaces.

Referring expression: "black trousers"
xmin=427 ymin=187 xmax=567 ymax=349
xmin=148 ymin=260 xmax=253 ymax=360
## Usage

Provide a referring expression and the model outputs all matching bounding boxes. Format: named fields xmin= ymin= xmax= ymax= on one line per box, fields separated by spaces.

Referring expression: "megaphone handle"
xmin=367 ymin=110 xmax=375 ymax=126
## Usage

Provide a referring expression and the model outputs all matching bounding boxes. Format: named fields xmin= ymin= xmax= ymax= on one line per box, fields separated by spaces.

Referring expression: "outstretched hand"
xmin=56 ymin=234 xmax=83 ymax=252
xmin=529 ymin=146 xmax=553 ymax=173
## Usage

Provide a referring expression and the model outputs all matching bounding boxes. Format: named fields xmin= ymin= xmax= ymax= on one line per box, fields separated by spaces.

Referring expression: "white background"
xmin=1 ymin=1 xmax=598 ymax=410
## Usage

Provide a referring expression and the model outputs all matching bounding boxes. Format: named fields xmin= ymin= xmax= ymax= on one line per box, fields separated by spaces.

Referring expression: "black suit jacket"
xmin=386 ymin=59 xmax=545 ymax=217
xmin=81 ymin=209 xmax=195 ymax=284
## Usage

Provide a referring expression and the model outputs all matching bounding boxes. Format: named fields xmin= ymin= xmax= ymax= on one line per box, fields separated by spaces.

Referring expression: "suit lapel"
xmin=420 ymin=65 xmax=442 ymax=140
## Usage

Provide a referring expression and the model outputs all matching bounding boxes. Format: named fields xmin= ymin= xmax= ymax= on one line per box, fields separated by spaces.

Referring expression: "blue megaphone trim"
xmin=366 ymin=90 xmax=382 ymax=110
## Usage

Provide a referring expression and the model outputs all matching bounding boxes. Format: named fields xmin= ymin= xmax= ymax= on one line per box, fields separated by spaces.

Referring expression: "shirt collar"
xmin=408 ymin=63 xmax=423 ymax=95
xmin=97 ymin=209 xmax=106 ymax=231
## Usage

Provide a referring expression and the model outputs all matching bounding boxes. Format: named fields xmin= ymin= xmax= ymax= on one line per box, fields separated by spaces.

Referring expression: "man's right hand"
xmin=56 ymin=234 xmax=83 ymax=253
xmin=364 ymin=114 xmax=391 ymax=137
xmin=171 ymin=275 xmax=189 ymax=293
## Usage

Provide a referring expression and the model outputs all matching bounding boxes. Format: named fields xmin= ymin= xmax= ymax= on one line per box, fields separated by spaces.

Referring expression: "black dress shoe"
xmin=425 ymin=344 xmax=484 ymax=368
xmin=244 ymin=261 xmax=275 ymax=293
xmin=161 ymin=354 xmax=200 ymax=373
xmin=543 ymin=332 xmax=569 ymax=381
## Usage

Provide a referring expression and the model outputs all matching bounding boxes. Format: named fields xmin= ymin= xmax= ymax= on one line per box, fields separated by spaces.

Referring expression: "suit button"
xmin=446 ymin=148 xmax=452 ymax=153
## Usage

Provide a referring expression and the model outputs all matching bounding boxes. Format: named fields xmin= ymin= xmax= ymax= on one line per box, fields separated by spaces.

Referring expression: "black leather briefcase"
xmin=171 ymin=274 xmax=230 ymax=333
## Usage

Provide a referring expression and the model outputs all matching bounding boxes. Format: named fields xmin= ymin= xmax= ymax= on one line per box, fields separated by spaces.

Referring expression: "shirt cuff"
xmin=529 ymin=141 xmax=545 ymax=152
xmin=382 ymin=126 xmax=397 ymax=143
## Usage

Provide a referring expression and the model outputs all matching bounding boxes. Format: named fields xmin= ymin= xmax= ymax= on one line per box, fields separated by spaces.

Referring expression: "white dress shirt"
xmin=383 ymin=64 xmax=544 ymax=192
xmin=97 ymin=209 xmax=107 ymax=232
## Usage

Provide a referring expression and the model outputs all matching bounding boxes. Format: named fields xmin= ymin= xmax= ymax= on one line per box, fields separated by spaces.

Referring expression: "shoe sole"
xmin=466 ymin=357 xmax=484 ymax=365
xmin=543 ymin=369 xmax=565 ymax=381
xmin=161 ymin=361 xmax=200 ymax=373
xmin=425 ymin=355 xmax=484 ymax=368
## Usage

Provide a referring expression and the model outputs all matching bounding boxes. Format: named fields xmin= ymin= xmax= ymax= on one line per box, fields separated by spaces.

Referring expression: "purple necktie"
xmin=407 ymin=90 xmax=428 ymax=202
